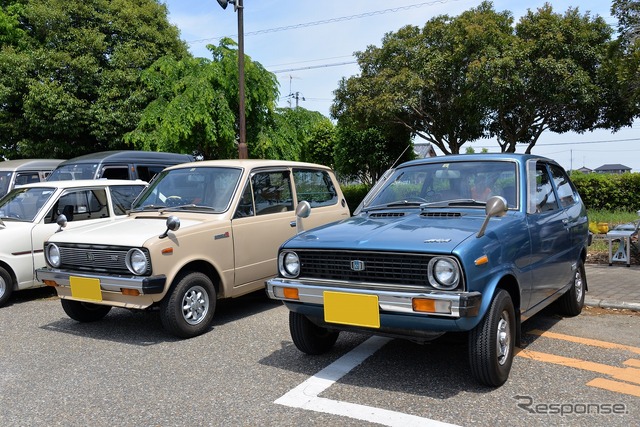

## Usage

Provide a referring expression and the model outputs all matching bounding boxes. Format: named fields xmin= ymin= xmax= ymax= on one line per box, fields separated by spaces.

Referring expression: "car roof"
xmin=399 ymin=153 xmax=560 ymax=168
xmin=163 ymin=159 xmax=333 ymax=172
xmin=15 ymin=179 xmax=147 ymax=190
xmin=0 ymin=159 xmax=64 ymax=171
xmin=54 ymin=150 xmax=193 ymax=165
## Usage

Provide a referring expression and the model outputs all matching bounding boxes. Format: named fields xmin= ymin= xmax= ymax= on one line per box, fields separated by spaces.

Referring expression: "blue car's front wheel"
xmin=289 ymin=311 xmax=339 ymax=355
xmin=468 ymin=289 xmax=515 ymax=387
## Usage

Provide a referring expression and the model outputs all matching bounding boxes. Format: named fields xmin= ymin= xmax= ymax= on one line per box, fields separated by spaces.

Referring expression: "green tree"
xmin=332 ymin=1 xmax=513 ymax=155
xmin=610 ymin=0 xmax=640 ymax=121
xmin=333 ymin=117 xmax=413 ymax=186
xmin=0 ymin=0 xmax=188 ymax=159
xmin=475 ymin=3 xmax=618 ymax=153
xmin=126 ymin=38 xmax=279 ymax=159
xmin=253 ymin=107 xmax=335 ymax=164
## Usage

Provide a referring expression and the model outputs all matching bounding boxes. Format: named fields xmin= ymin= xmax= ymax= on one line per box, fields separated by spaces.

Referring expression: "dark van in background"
xmin=47 ymin=151 xmax=194 ymax=182
xmin=0 ymin=159 xmax=64 ymax=199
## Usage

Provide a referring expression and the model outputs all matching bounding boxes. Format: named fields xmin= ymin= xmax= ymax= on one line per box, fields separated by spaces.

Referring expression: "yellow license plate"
xmin=70 ymin=276 xmax=102 ymax=302
xmin=324 ymin=291 xmax=380 ymax=328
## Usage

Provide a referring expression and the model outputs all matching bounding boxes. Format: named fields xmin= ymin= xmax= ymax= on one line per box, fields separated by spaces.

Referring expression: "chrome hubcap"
xmin=496 ymin=312 xmax=511 ymax=366
xmin=182 ymin=285 xmax=209 ymax=325
xmin=574 ymin=270 xmax=584 ymax=303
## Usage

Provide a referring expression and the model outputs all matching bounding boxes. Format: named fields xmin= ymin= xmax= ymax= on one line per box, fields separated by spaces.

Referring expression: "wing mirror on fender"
xmin=159 ymin=215 xmax=181 ymax=239
xmin=295 ymin=201 xmax=311 ymax=234
xmin=55 ymin=214 xmax=68 ymax=233
xmin=477 ymin=196 xmax=508 ymax=238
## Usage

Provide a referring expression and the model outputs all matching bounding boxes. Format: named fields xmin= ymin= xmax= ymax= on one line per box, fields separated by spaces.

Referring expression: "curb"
xmin=585 ymin=296 xmax=640 ymax=312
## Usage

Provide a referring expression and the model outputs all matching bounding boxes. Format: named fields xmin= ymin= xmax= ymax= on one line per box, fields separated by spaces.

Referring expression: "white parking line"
xmin=275 ymin=336 xmax=461 ymax=427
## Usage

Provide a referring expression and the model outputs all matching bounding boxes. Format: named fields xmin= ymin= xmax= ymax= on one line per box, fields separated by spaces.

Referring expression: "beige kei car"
xmin=36 ymin=160 xmax=350 ymax=338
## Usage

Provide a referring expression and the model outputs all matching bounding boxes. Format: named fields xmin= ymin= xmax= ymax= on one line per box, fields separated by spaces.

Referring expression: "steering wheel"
xmin=166 ymin=196 xmax=184 ymax=207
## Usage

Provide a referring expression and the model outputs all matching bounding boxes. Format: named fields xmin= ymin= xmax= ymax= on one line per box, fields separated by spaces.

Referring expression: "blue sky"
xmin=161 ymin=0 xmax=639 ymax=172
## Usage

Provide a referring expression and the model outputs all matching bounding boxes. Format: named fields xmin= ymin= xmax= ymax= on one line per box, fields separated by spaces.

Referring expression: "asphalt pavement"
xmin=585 ymin=263 xmax=640 ymax=311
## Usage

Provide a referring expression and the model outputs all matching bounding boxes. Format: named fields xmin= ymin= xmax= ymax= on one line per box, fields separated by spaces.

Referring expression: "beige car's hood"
xmin=46 ymin=216 xmax=204 ymax=247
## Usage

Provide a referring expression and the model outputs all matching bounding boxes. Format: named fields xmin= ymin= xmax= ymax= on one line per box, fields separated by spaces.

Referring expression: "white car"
xmin=0 ymin=179 xmax=146 ymax=306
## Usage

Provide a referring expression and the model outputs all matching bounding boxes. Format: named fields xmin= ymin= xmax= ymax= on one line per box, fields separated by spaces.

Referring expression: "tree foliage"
xmin=0 ymin=0 xmax=188 ymax=159
xmin=126 ymin=38 xmax=279 ymax=159
xmin=476 ymin=4 xmax=618 ymax=152
xmin=611 ymin=0 xmax=640 ymax=120
xmin=253 ymin=107 xmax=335 ymax=164
xmin=332 ymin=1 xmax=624 ymax=155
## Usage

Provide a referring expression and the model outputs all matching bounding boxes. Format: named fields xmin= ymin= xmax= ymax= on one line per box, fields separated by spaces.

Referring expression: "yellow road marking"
xmin=517 ymin=349 xmax=640 ymax=385
xmin=527 ymin=329 xmax=640 ymax=355
xmin=587 ymin=378 xmax=640 ymax=398
xmin=624 ymin=359 xmax=640 ymax=368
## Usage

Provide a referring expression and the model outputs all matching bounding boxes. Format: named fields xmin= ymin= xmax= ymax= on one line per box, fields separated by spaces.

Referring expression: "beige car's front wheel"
xmin=160 ymin=271 xmax=216 ymax=339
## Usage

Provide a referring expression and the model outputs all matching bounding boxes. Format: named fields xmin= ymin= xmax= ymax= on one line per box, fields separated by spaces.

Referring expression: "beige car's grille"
xmin=58 ymin=245 xmax=146 ymax=275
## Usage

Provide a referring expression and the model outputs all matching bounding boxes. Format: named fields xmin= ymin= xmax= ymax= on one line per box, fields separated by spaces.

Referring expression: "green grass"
xmin=587 ymin=209 xmax=639 ymax=228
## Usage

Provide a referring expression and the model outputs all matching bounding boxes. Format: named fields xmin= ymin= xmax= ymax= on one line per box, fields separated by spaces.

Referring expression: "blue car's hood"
xmin=291 ymin=210 xmax=494 ymax=253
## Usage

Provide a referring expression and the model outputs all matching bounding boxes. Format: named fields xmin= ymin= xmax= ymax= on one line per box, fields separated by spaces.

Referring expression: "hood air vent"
xmin=369 ymin=212 xmax=406 ymax=218
xmin=421 ymin=212 xmax=462 ymax=218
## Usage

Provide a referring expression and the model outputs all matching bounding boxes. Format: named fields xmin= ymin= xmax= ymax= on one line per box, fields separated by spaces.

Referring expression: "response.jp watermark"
xmin=513 ymin=395 xmax=628 ymax=416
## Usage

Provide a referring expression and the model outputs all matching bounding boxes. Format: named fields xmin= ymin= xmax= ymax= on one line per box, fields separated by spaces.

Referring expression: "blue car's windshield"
xmin=365 ymin=160 xmax=518 ymax=210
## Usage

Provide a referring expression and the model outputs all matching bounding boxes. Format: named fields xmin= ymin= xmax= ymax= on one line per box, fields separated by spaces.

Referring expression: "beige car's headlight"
xmin=126 ymin=248 xmax=149 ymax=275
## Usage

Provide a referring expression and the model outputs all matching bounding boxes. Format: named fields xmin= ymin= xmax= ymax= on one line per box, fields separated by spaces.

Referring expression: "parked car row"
xmin=0 ymin=150 xmax=193 ymax=305
xmin=3 ymin=152 xmax=590 ymax=388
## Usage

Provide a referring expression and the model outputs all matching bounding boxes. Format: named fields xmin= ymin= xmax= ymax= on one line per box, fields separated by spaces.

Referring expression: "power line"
xmin=271 ymin=61 xmax=357 ymax=74
xmin=186 ymin=0 xmax=467 ymax=45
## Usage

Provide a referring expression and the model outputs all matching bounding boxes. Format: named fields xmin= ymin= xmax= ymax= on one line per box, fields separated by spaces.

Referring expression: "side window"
xmin=101 ymin=166 xmax=129 ymax=180
xmin=15 ymin=172 xmax=41 ymax=186
xmin=252 ymin=171 xmax=293 ymax=215
xmin=45 ymin=189 xmax=110 ymax=223
xmin=136 ymin=165 xmax=166 ymax=182
xmin=110 ymin=185 xmax=145 ymax=215
xmin=293 ymin=169 xmax=338 ymax=208
xmin=234 ymin=181 xmax=255 ymax=218
xmin=549 ymin=164 xmax=577 ymax=208
xmin=534 ymin=164 xmax=558 ymax=213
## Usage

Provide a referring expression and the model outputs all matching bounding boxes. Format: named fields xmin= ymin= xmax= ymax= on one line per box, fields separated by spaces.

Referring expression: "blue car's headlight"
xmin=428 ymin=257 xmax=461 ymax=290
xmin=279 ymin=251 xmax=300 ymax=278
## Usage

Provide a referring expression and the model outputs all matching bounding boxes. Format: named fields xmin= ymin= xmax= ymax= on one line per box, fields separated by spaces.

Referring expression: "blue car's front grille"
xmin=296 ymin=249 xmax=432 ymax=287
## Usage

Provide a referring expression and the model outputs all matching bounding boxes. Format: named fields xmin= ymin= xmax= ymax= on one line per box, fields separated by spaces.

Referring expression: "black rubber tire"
xmin=61 ymin=299 xmax=111 ymax=322
xmin=289 ymin=311 xmax=339 ymax=355
xmin=468 ymin=289 xmax=516 ymax=387
xmin=0 ymin=267 xmax=14 ymax=307
xmin=160 ymin=272 xmax=216 ymax=339
xmin=557 ymin=260 xmax=586 ymax=317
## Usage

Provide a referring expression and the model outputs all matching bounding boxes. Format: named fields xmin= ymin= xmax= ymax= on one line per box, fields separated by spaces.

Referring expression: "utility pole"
xmin=217 ymin=0 xmax=248 ymax=159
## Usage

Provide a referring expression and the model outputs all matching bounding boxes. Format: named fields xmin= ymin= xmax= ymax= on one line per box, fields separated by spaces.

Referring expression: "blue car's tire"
xmin=469 ymin=289 xmax=515 ymax=387
xmin=289 ymin=311 xmax=339 ymax=355
xmin=557 ymin=260 xmax=586 ymax=317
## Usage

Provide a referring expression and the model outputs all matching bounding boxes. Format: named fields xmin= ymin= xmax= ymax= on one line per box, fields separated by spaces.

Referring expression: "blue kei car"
xmin=266 ymin=153 xmax=590 ymax=387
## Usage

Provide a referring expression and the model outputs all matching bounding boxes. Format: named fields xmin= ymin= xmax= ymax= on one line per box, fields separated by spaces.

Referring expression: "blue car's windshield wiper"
xmin=421 ymin=199 xmax=486 ymax=208
xmin=362 ymin=200 xmax=424 ymax=212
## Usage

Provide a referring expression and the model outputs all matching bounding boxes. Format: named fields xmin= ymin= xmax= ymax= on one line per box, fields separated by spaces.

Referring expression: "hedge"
xmin=571 ymin=172 xmax=640 ymax=211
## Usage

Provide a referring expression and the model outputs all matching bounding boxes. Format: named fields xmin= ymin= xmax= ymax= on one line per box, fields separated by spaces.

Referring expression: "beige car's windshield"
xmin=132 ymin=167 xmax=242 ymax=212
